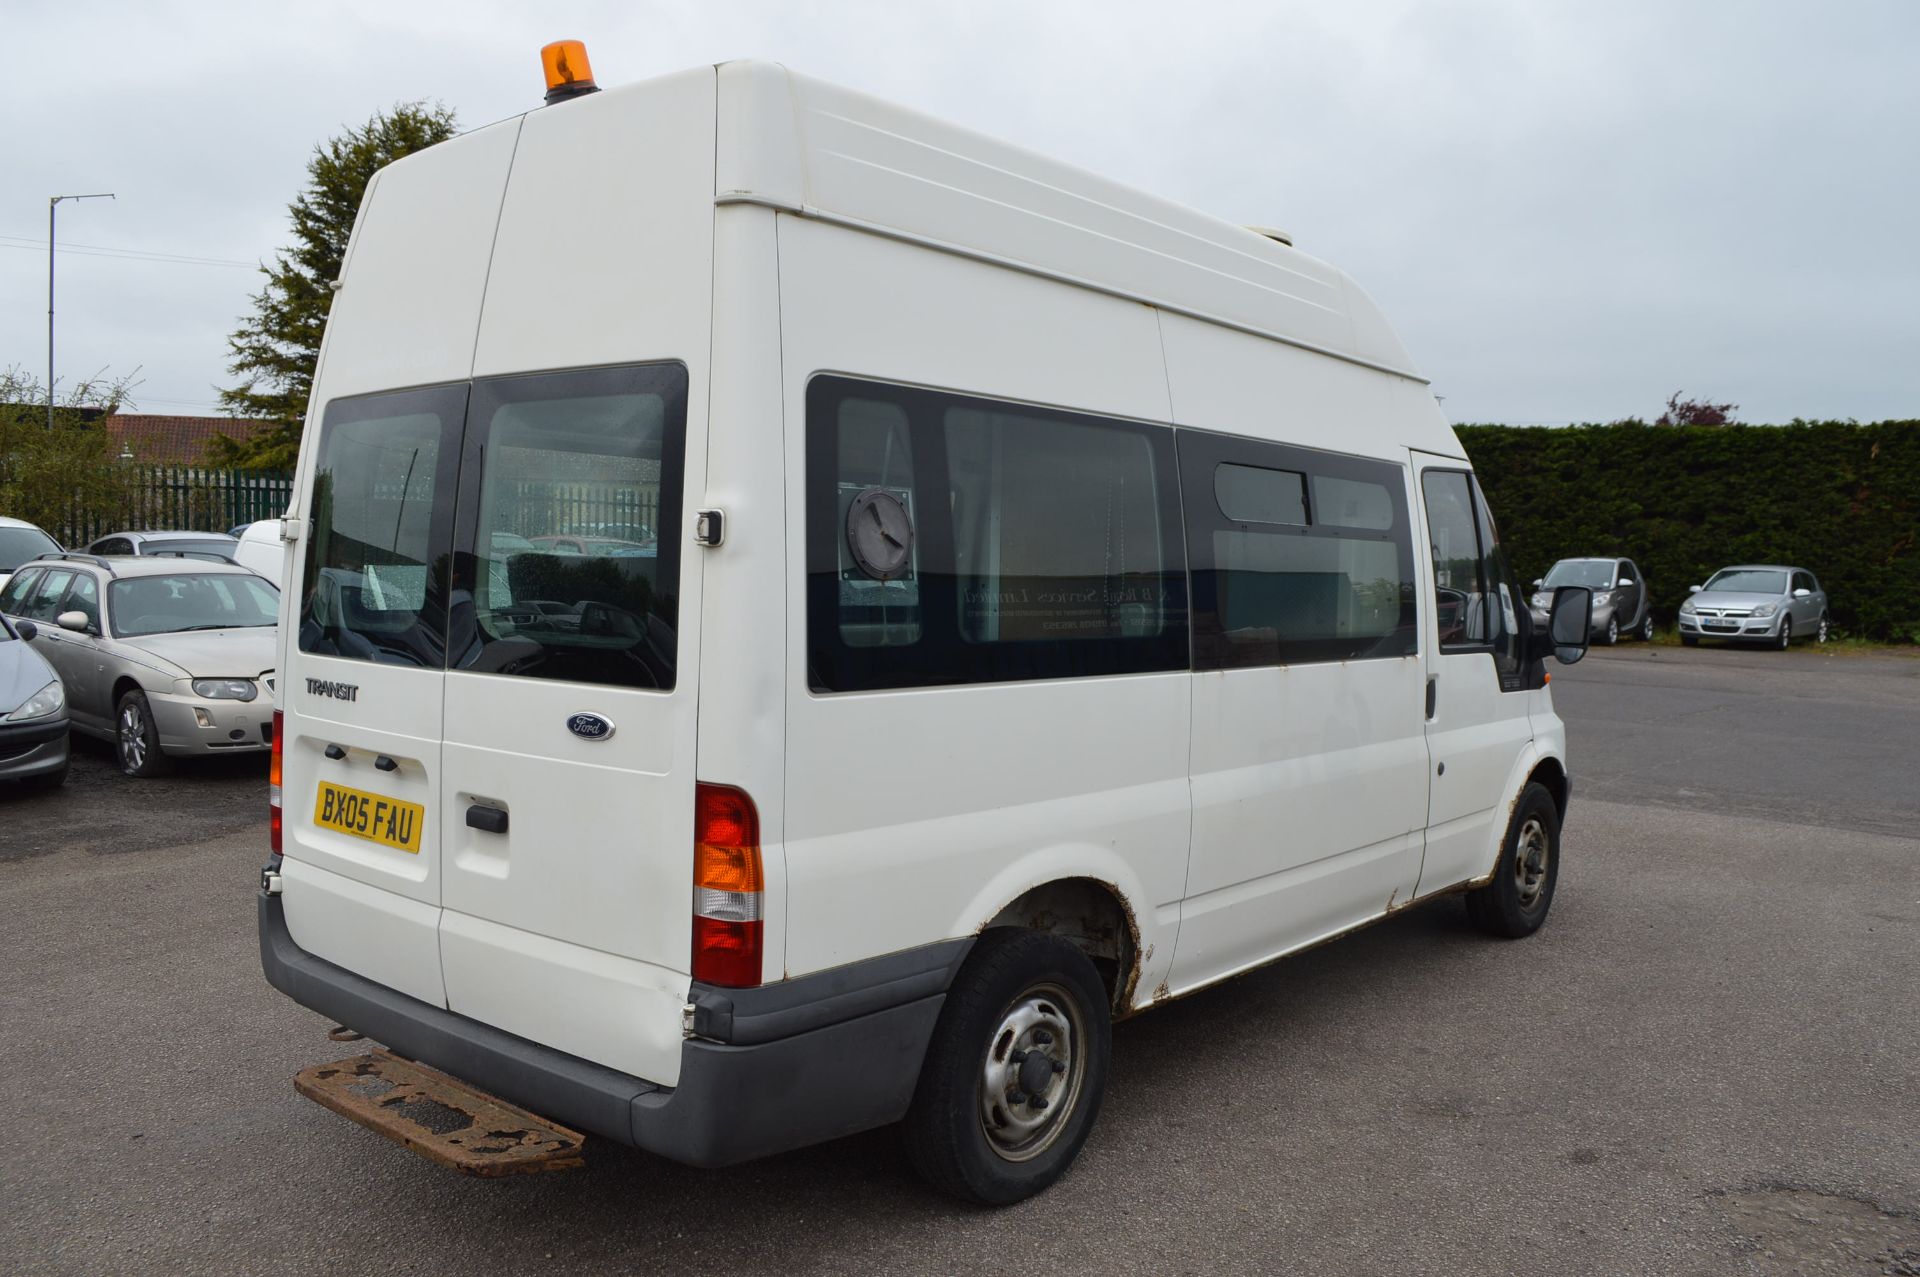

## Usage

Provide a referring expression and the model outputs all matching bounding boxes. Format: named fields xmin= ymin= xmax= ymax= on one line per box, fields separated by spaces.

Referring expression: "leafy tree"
xmin=1655 ymin=392 xmax=1738 ymax=427
xmin=213 ymin=102 xmax=458 ymax=471
xmin=0 ymin=366 xmax=139 ymax=540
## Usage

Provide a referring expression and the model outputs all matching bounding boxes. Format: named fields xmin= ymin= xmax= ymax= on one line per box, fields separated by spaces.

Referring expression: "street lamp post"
xmin=48 ymin=192 xmax=116 ymax=429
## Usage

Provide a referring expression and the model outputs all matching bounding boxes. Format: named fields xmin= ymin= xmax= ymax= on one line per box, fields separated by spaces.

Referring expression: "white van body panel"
xmin=775 ymin=215 xmax=1187 ymax=1002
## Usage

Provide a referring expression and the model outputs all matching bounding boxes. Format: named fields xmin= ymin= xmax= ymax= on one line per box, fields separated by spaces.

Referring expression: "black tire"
xmin=1600 ymin=616 xmax=1619 ymax=646
xmin=1680 ymin=634 xmax=1699 ymax=647
xmin=1639 ymin=614 xmax=1656 ymax=641
xmin=1774 ymin=617 xmax=1792 ymax=650
xmin=1465 ymin=782 xmax=1561 ymax=939
xmin=904 ymin=929 xmax=1111 ymax=1205
xmin=115 ymin=690 xmax=174 ymax=778
xmin=1817 ymin=612 xmax=1830 ymax=644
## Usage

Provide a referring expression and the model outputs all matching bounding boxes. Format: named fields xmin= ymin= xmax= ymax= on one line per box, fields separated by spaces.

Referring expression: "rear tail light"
xmin=269 ymin=709 xmax=284 ymax=855
xmin=692 ymin=783 xmax=762 ymax=987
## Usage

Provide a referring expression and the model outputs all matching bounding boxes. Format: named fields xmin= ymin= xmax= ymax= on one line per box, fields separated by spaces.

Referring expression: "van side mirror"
xmin=1548 ymin=586 xmax=1592 ymax=665
xmin=13 ymin=619 xmax=38 ymax=641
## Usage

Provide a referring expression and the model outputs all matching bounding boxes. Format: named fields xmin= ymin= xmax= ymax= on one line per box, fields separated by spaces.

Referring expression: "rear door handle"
xmin=1425 ymin=677 xmax=1438 ymax=719
xmin=466 ymin=804 xmax=508 ymax=835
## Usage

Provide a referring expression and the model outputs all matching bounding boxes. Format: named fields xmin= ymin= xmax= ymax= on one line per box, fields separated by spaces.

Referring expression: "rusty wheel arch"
xmin=1527 ymin=756 xmax=1570 ymax=821
xmin=980 ymin=878 xmax=1142 ymax=1016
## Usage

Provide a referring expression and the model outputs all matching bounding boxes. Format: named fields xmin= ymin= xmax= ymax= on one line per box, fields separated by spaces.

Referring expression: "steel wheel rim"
xmin=977 ymin=981 xmax=1087 ymax=1163
xmin=118 ymin=702 xmax=146 ymax=771
xmin=1779 ymin=618 xmax=1791 ymax=649
xmin=1513 ymin=817 xmax=1550 ymax=910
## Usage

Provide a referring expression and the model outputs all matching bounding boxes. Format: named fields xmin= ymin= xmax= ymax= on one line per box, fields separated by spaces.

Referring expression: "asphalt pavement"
xmin=1 ymin=646 xmax=1916 ymax=1275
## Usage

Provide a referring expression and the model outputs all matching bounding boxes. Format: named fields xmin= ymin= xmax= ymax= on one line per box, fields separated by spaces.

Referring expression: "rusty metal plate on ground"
xmin=294 ymin=1050 xmax=586 ymax=1177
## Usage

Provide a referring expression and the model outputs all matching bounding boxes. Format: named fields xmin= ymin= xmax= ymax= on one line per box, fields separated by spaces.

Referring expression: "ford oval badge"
xmin=566 ymin=712 xmax=615 ymax=742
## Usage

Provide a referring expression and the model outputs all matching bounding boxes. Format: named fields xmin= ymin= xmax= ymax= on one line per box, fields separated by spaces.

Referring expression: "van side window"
xmin=1181 ymin=432 xmax=1418 ymax=669
xmin=452 ymin=363 xmax=688 ymax=691
xmin=299 ymin=384 xmax=466 ymax=668
xmin=1421 ymin=471 xmax=1488 ymax=649
xmin=807 ymin=376 xmax=1188 ymax=692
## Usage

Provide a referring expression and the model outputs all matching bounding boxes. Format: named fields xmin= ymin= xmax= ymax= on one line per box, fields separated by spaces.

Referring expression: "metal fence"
xmin=54 ymin=467 xmax=294 ymax=547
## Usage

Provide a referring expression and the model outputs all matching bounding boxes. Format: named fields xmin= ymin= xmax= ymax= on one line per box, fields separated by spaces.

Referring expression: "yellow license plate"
xmin=314 ymin=781 xmax=424 ymax=854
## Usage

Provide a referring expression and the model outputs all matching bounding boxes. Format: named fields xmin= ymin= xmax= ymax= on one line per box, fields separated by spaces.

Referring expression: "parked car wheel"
xmin=1817 ymin=613 xmax=1830 ymax=644
xmin=1680 ymin=633 xmax=1699 ymax=647
xmin=1465 ymin=782 xmax=1561 ymax=939
xmin=904 ymin=929 xmax=1111 ymax=1205
xmin=1775 ymin=617 xmax=1792 ymax=651
xmin=1639 ymin=614 xmax=1655 ymax=641
xmin=116 ymin=690 xmax=174 ymax=778
xmin=1600 ymin=617 xmax=1618 ymax=646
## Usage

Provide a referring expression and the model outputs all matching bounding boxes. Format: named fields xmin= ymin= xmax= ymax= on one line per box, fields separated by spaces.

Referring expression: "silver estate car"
xmin=1529 ymin=557 xmax=1654 ymax=645
xmin=1678 ymin=565 xmax=1829 ymax=649
xmin=0 ymin=554 xmax=278 ymax=776
xmin=86 ymin=529 xmax=240 ymax=563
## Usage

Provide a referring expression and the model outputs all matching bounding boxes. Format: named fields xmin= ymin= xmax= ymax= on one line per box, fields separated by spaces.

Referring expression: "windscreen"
xmin=0 ymin=527 xmax=59 ymax=573
xmin=111 ymin=574 xmax=280 ymax=637
xmin=1544 ymin=561 xmax=1617 ymax=589
xmin=1705 ymin=569 xmax=1787 ymax=594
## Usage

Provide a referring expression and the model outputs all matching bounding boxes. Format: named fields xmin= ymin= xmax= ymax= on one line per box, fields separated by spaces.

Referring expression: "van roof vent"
xmin=1246 ymin=225 xmax=1294 ymax=247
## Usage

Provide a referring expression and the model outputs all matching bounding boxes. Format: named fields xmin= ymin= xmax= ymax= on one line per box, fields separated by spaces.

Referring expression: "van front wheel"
xmin=1465 ymin=782 xmax=1561 ymax=938
xmin=904 ymin=929 xmax=1111 ymax=1205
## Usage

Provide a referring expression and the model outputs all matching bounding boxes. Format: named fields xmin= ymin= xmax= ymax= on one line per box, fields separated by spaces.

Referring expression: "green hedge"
xmin=1454 ymin=421 xmax=1920 ymax=642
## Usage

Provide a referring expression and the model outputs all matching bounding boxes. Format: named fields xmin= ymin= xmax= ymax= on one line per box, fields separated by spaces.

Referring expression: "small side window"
xmin=65 ymin=574 xmax=101 ymax=631
xmin=20 ymin=569 xmax=76 ymax=622
xmin=0 ymin=568 xmax=43 ymax=615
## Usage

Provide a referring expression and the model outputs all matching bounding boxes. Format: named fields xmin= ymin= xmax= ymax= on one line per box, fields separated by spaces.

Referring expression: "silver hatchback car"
xmin=0 ymin=554 xmax=278 ymax=776
xmin=1678 ymin=565 xmax=1830 ymax=648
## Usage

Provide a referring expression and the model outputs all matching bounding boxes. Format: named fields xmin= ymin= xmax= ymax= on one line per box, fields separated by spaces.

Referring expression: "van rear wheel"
xmin=904 ymin=929 xmax=1110 ymax=1204
xmin=1465 ymin=782 xmax=1561 ymax=939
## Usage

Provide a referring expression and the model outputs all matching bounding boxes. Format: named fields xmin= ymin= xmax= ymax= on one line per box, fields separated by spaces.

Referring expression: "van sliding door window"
xmin=806 ymin=376 xmax=1188 ymax=692
xmin=451 ymin=363 xmax=687 ymax=691
xmin=299 ymin=385 xmax=465 ymax=667
xmin=1181 ymin=432 xmax=1418 ymax=668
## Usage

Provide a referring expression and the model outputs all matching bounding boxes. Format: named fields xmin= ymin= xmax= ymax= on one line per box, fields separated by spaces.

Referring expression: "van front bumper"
xmin=258 ymin=889 xmax=969 ymax=1167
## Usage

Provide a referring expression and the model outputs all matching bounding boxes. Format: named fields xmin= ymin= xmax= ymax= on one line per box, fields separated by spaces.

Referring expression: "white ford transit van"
xmin=258 ymin=49 xmax=1594 ymax=1203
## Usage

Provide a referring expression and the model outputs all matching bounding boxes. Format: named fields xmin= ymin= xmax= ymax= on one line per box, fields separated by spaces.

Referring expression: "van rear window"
xmin=452 ymin=364 xmax=687 ymax=691
xmin=299 ymin=385 xmax=466 ymax=667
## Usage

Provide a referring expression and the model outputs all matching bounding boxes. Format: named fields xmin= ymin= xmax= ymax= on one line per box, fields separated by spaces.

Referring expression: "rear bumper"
xmin=258 ymin=890 xmax=969 ymax=1167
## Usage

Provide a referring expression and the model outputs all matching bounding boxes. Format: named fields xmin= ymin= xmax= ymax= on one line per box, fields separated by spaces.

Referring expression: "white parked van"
xmin=231 ymin=519 xmax=285 ymax=586
xmin=258 ymin=49 xmax=1594 ymax=1203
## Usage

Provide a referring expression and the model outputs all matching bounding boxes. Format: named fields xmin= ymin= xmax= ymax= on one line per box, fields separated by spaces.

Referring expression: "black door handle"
xmin=1425 ymin=677 xmax=1438 ymax=719
xmin=466 ymin=804 xmax=508 ymax=834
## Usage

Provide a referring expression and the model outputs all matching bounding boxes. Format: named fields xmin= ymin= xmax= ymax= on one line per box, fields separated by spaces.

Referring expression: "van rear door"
xmin=433 ymin=68 xmax=716 ymax=1086
xmin=279 ymin=121 xmax=522 ymax=1009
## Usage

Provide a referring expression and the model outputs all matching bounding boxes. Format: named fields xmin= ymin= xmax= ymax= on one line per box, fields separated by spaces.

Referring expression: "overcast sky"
xmin=4 ymin=0 xmax=1916 ymax=425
